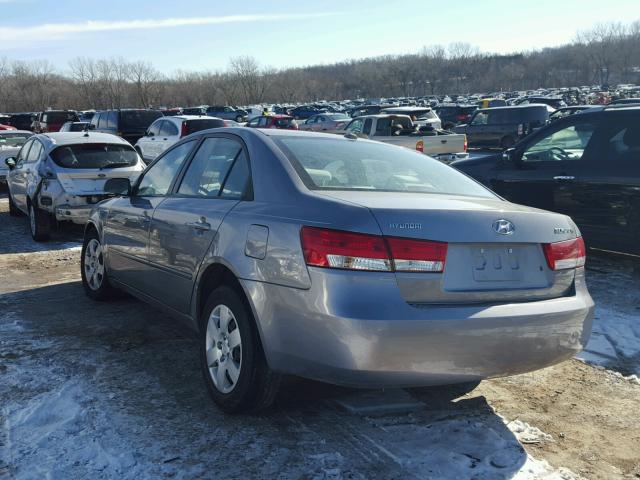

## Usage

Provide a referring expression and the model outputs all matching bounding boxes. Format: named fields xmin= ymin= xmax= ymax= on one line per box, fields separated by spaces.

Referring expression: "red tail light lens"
xmin=301 ymin=227 xmax=391 ymax=271
xmin=300 ymin=227 xmax=448 ymax=273
xmin=181 ymin=121 xmax=188 ymax=138
xmin=416 ymin=140 xmax=424 ymax=153
xmin=463 ymin=136 xmax=468 ymax=152
xmin=542 ymin=237 xmax=586 ymax=270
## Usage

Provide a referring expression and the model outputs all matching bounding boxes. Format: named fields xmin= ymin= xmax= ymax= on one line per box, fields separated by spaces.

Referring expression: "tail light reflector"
xmin=300 ymin=227 xmax=448 ymax=273
xmin=542 ymin=237 xmax=586 ymax=270
xmin=301 ymin=227 xmax=390 ymax=271
xmin=386 ymin=237 xmax=447 ymax=272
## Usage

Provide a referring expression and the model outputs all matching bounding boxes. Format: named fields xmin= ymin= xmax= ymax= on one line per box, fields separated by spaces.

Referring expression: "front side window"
xmin=346 ymin=119 xmax=364 ymax=134
xmin=177 ymin=137 xmax=245 ymax=197
xmin=274 ymin=136 xmax=496 ymax=198
xmin=26 ymin=141 xmax=43 ymax=163
xmin=50 ymin=143 xmax=138 ymax=169
xmin=471 ymin=112 xmax=488 ymax=125
xmin=522 ymin=123 xmax=597 ymax=163
xmin=136 ymin=140 xmax=195 ymax=196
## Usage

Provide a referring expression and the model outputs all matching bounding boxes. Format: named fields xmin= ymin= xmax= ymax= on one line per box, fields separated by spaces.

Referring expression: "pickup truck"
xmin=343 ymin=114 xmax=468 ymax=162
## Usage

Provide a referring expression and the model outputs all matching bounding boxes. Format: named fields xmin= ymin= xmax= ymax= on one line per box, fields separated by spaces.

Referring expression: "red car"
xmin=0 ymin=124 xmax=17 ymax=131
xmin=246 ymin=114 xmax=298 ymax=130
xmin=32 ymin=110 xmax=79 ymax=133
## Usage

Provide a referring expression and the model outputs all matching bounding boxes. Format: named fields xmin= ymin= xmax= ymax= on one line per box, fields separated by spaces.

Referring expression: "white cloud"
xmin=0 ymin=12 xmax=337 ymax=45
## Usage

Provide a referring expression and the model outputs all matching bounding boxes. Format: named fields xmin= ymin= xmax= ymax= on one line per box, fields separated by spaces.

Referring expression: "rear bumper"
xmin=242 ymin=268 xmax=594 ymax=387
xmin=55 ymin=204 xmax=92 ymax=224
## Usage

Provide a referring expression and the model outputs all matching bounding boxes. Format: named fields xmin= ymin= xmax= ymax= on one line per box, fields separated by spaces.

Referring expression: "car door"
xmin=491 ymin=117 xmax=599 ymax=220
xmin=570 ymin=112 xmax=640 ymax=254
xmin=103 ymin=139 xmax=197 ymax=289
xmin=139 ymin=119 xmax=162 ymax=161
xmin=146 ymin=135 xmax=251 ymax=313
xmin=158 ymin=120 xmax=179 ymax=155
xmin=8 ymin=138 xmax=34 ymax=211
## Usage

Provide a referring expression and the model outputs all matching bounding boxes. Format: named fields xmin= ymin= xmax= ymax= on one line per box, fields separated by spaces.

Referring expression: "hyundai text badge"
xmin=493 ymin=219 xmax=515 ymax=235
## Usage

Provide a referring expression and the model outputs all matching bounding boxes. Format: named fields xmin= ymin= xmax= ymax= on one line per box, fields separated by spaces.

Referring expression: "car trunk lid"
xmin=56 ymin=168 xmax=140 ymax=195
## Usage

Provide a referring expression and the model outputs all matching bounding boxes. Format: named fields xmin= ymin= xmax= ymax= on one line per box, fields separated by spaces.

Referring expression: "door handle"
xmin=186 ymin=218 xmax=211 ymax=231
xmin=553 ymin=176 xmax=575 ymax=181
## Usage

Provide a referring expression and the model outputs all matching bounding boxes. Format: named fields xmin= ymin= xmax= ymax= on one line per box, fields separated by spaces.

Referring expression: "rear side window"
xmin=274 ymin=118 xmax=294 ymax=128
xmin=601 ymin=116 xmax=640 ymax=162
xmin=159 ymin=121 xmax=179 ymax=137
xmin=107 ymin=111 xmax=118 ymax=129
xmin=26 ymin=141 xmax=43 ymax=163
xmin=121 ymin=111 xmax=163 ymax=129
xmin=50 ymin=143 xmax=139 ymax=169
xmin=274 ymin=136 xmax=496 ymax=198
xmin=177 ymin=137 xmax=244 ymax=197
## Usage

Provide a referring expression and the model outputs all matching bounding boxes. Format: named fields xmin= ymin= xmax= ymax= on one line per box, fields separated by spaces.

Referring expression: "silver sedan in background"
xmin=82 ymin=128 xmax=594 ymax=413
xmin=298 ymin=113 xmax=351 ymax=132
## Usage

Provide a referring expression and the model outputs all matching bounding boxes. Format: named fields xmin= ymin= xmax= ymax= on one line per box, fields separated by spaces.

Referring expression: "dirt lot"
xmin=0 ymin=192 xmax=639 ymax=480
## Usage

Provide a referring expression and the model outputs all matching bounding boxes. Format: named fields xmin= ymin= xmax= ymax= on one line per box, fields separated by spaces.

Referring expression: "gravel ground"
xmin=0 ymin=192 xmax=639 ymax=480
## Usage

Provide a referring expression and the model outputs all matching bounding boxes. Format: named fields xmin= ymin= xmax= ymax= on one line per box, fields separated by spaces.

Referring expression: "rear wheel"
xmin=235 ymin=115 xmax=243 ymax=123
xmin=8 ymin=193 xmax=20 ymax=217
xmin=81 ymin=230 xmax=117 ymax=300
xmin=200 ymin=286 xmax=280 ymax=413
xmin=29 ymin=203 xmax=50 ymax=242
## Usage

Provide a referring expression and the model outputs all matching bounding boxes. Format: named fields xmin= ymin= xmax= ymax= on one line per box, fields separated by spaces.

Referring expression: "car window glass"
xmin=159 ymin=121 xmax=178 ymax=137
xmin=346 ymin=119 xmax=364 ymax=134
xmin=178 ymin=137 xmax=242 ymax=197
xmin=522 ymin=123 xmax=596 ymax=163
xmin=363 ymin=118 xmax=373 ymax=135
xmin=471 ymin=112 xmax=488 ymax=125
xmin=221 ymin=150 xmax=250 ymax=199
xmin=107 ymin=111 xmax=118 ymax=129
xmin=148 ymin=120 xmax=162 ymax=136
xmin=17 ymin=139 xmax=33 ymax=165
xmin=26 ymin=141 xmax=43 ymax=163
xmin=137 ymin=140 xmax=195 ymax=196
xmin=257 ymin=117 xmax=268 ymax=127
xmin=248 ymin=118 xmax=259 ymax=127
xmin=603 ymin=121 xmax=640 ymax=162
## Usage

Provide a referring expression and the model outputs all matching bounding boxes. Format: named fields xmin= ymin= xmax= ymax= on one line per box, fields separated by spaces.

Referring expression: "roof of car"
xmin=166 ymin=115 xmax=224 ymax=121
xmin=35 ymin=132 xmax=131 ymax=150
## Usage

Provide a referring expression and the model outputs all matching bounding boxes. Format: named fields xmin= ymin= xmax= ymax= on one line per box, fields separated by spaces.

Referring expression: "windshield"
xmin=274 ymin=137 xmax=495 ymax=197
xmin=44 ymin=112 xmax=77 ymax=123
xmin=184 ymin=119 xmax=225 ymax=135
xmin=275 ymin=118 xmax=295 ymax=127
xmin=50 ymin=143 xmax=138 ymax=169
xmin=121 ymin=111 xmax=163 ymax=129
xmin=0 ymin=133 xmax=32 ymax=149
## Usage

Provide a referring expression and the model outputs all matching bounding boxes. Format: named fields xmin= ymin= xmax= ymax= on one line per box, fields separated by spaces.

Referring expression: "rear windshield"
xmin=50 ymin=143 xmax=138 ymax=169
xmin=273 ymin=137 xmax=495 ymax=197
xmin=68 ymin=123 xmax=89 ymax=132
xmin=0 ymin=133 xmax=32 ymax=149
xmin=184 ymin=119 xmax=225 ymax=135
xmin=121 ymin=111 xmax=163 ymax=129
xmin=43 ymin=112 xmax=77 ymax=123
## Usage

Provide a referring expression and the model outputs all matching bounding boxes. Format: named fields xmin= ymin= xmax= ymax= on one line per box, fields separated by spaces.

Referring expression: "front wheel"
xmin=8 ymin=193 xmax=21 ymax=217
xmin=81 ymin=231 xmax=117 ymax=300
xmin=200 ymin=286 xmax=280 ymax=413
xmin=29 ymin=203 xmax=50 ymax=241
xmin=235 ymin=115 xmax=243 ymax=123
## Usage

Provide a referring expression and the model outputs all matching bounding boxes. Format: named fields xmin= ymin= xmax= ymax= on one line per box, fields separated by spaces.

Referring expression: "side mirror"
xmin=502 ymin=148 xmax=516 ymax=163
xmin=104 ymin=177 xmax=131 ymax=196
xmin=4 ymin=157 xmax=16 ymax=170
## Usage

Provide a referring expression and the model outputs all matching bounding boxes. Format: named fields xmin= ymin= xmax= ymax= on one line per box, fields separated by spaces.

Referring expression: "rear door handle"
xmin=553 ymin=176 xmax=575 ymax=181
xmin=186 ymin=219 xmax=211 ymax=231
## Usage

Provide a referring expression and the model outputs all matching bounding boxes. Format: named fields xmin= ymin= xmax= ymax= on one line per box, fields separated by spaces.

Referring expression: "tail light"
xmin=300 ymin=227 xmax=447 ymax=273
xmin=416 ymin=140 xmax=424 ymax=153
xmin=463 ymin=136 xmax=468 ymax=152
xmin=542 ymin=237 xmax=586 ymax=270
xmin=181 ymin=121 xmax=188 ymax=137
xmin=456 ymin=114 xmax=469 ymax=121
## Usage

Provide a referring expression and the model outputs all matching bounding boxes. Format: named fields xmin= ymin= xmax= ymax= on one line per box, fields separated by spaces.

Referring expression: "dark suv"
xmin=452 ymin=105 xmax=640 ymax=256
xmin=454 ymin=104 xmax=550 ymax=149
xmin=90 ymin=109 xmax=163 ymax=145
xmin=435 ymin=104 xmax=478 ymax=129
xmin=7 ymin=113 xmax=35 ymax=131
xmin=205 ymin=106 xmax=247 ymax=122
xmin=32 ymin=110 xmax=79 ymax=133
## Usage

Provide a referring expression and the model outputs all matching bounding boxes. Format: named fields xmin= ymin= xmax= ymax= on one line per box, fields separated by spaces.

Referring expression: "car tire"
xmin=81 ymin=229 xmax=117 ymax=301
xmin=235 ymin=115 xmax=243 ymax=123
xmin=28 ymin=202 xmax=50 ymax=242
xmin=200 ymin=286 xmax=280 ymax=413
xmin=501 ymin=136 xmax=515 ymax=149
xmin=8 ymin=193 xmax=21 ymax=217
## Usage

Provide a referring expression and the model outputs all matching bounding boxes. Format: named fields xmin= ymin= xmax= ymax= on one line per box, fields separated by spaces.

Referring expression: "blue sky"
xmin=1 ymin=0 xmax=638 ymax=73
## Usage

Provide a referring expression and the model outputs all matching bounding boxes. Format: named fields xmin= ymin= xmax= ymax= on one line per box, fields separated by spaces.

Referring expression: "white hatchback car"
xmin=134 ymin=115 xmax=224 ymax=163
xmin=4 ymin=132 xmax=144 ymax=241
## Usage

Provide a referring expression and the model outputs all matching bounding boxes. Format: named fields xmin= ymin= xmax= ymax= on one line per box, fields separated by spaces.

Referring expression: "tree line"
xmin=0 ymin=20 xmax=639 ymax=113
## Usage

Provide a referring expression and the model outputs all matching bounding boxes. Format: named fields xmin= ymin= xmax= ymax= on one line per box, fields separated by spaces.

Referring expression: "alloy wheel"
xmin=84 ymin=238 xmax=105 ymax=291
xmin=205 ymin=304 xmax=242 ymax=394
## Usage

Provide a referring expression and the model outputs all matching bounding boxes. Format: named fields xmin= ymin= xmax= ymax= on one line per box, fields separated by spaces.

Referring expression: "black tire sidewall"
xmin=81 ymin=230 xmax=113 ymax=300
xmin=199 ymin=286 xmax=262 ymax=413
xmin=29 ymin=203 xmax=50 ymax=241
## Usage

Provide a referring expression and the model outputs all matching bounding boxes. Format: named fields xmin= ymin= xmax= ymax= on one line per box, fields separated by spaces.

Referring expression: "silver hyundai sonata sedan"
xmin=82 ymin=128 xmax=594 ymax=412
